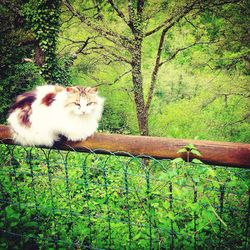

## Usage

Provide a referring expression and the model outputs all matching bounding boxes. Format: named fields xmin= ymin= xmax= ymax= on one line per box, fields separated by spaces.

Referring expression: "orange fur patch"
xmin=41 ymin=93 xmax=56 ymax=106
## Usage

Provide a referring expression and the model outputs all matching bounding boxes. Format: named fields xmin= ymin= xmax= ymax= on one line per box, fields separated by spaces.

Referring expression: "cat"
xmin=7 ymin=85 xmax=104 ymax=146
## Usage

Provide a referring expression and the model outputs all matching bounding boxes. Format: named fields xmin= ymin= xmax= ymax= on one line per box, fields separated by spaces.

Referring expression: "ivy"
xmin=22 ymin=0 xmax=69 ymax=84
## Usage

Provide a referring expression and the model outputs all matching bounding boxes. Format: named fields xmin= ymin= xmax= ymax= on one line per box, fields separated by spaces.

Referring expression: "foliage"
xmin=58 ymin=0 xmax=249 ymax=141
xmin=0 ymin=1 xmax=45 ymax=123
xmin=0 ymin=0 xmax=249 ymax=141
xmin=0 ymin=2 xmax=249 ymax=249
xmin=0 ymin=145 xmax=249 ymax=249
xmin=22 ymin=0 xmax=67 ymax=84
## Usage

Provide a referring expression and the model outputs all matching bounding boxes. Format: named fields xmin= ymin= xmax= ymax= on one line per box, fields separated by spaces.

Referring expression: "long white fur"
xmin=7 ymin=85 xmax=104 ymax=146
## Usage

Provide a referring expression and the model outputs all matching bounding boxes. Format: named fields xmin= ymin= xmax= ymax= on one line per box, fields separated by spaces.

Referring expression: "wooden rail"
xmin=0 ymin=125 xmax=249 ymax=168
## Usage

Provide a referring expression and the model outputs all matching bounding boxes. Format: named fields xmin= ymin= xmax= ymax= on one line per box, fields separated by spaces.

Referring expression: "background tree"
xmin=0 ymin=0 xmax=43 ymax=123
xmin=0 ymin=0 xmax=68 ymax=122
xmin=62 ymin=0 xmax=248 ymax=136
xmin=22 ymin=0 xmax=69 ymax=84
xmin=0 ymin=0 xmax=248 ymax=142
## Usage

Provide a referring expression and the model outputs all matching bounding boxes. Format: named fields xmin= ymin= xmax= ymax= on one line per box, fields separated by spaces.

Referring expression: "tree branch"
xmin=159 ymin=40 xmax=219 ymax=67
xmin=58 ymin=36 xmax=98 ymax=55
xmin=145 ymin=0 xmax=197 ymax=37
xmin=74 ymin=37 xmax=92 ymax=55
xmin=127 ymin=0 xmax=136 ymax=33
xmin=95 ymin=69 xmax=132 ymax=87
xmin=144 ymin=0 xmax=237 ymax=37
xmin=81 ymin=46 xmax=131 ymax=65
xmin=107 ymin=0 xmax=129 ymax=25
xmin=99 ymin=47 xmax=131 ymax=64
xmin=184 ymin=16 xmax=198 ymax=29
xmin=137 ymin=0 xmax=145 ymax=15
xmin=219 ymin=111 xmax=250 ymax=128
xmin=145 ymin=25 xmax=169 ymax=112
xmin=145 ymin=39 xmax=219 ymax=112
xmin=63 ymin=0 xmax=132 ymax=49
xmin=112 ymin=69 xmax=132 ymax=84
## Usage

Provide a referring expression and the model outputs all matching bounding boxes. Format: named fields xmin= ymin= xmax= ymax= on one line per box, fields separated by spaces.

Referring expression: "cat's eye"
xmin=74 ymin=102 xmax=80 ymax=107
xmin=87 ymin=102 xmax=95 ymax=106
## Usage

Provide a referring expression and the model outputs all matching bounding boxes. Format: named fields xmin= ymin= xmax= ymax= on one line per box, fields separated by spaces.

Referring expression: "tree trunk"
xmin=131 ymin=37 xmax=149 ymax=136
xmin=34 ymin=42 xmax=45 ymax=66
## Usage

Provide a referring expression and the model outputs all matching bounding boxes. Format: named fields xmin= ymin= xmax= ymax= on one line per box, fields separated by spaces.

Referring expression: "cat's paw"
xmin=66 ymin=135 xmax=88 ymax=142
xmin=86 ymin=133 xmax=96 ymax=140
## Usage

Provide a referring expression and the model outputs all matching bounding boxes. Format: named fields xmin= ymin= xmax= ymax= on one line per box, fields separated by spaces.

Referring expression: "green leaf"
xmin=133 ymin=233 xmax=141 ymax=241
xmin=186 ymin=143 xmax=195 ymax=150
xmin=178 ymin=148 xmax=187 ymax=153
xmin=172 ymin=157 xmax=184 ymax=164
xmin=24 ymin=221 xmax=38 ymax=228
xmin=193 ymin=176 xmax=200 ymax=183
xmin=10 ymin=221 xmax=19 ymax=227
xmin=207 ymin=168 xmax=216 ymax=177
xmin=168 ymin=169 xmax=177 ymax=178
xmin=166 ymin=211 xmax=175 ymax=220
xmin=191 ymin=149 xmax=202 ymax=156
xmin=192 ymin=159 xmax=203 ymax=164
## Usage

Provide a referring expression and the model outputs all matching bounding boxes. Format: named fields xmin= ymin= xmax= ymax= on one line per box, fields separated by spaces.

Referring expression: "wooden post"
xmin=0 ymin=125 xmax=249 ymax=168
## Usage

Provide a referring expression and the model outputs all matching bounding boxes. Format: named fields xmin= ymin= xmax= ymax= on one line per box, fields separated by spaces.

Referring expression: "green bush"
xmin=0 ymin=145 xmax=249 ymax=249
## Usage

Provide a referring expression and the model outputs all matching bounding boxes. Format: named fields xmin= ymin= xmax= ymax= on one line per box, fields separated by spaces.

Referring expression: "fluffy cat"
xmin=7 ymin=85 xmax=104 ymax=146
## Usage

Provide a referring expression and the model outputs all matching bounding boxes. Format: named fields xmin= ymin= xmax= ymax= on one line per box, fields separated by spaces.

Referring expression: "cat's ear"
xmin=87 ymin=87 xmax=98 ymax=94
xmin=91 ymin=87 xmax=98 ymax=92
xmin=66 ymin=87 xmax=75 ymax=93
xmin=55 ymin=85 xmax=64 ymax=92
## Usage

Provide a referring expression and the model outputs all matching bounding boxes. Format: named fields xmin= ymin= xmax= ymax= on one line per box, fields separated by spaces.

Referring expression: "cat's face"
xmin=65 ymin=86 xmax=101 ymax=116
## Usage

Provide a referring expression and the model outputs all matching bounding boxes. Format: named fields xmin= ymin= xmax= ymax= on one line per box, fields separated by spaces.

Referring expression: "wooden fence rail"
xmin=0 ymin=125 xmax=249 ymax=168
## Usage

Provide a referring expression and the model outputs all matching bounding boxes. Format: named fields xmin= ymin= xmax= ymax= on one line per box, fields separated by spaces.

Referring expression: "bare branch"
xmin=184 ymin=17 xmax=198 ymax=29
xmin=145 ymin=26 xmax=168 ymax=112
xmin=63 ymin=0 xmax=132 ymax=49
xmin=81 ymin=46 xmax=131 ymax=65
xmin=88 ymin=42 xmax=132 ymax=64
xmin=107 ymin=0 xmax=129 ymax=25
xmin=63 ymin=13 xmax=74 ymax=23
xmin=59 ymin=36 xmax=94 ymax=44
xmin=202 ymin=92 xmax=250 ymax=109
xmin=100 ymin=48 xmax=131 ymax=64
xmin=144 ymin=0 xmax=238 ymax=37
xmin=58 ymin=36 xmax=98 ymax=55
xmin=159 ymin=40 xmax=219 ymax=67
xmin=223 ymin=112 xmax=250 ymax=126
xmin=112 ymin=69 xmax=132 ymax=84
xmin=145 ymin=39 xmax=219 ymax=112
xmin=201 ymin=96 xmax=218 ymax=109
xmin=95 ymin=69 xmax=132 ymax=87
xmin=74 ymin=37 xmax=92 ymax=54
xmin=145 ymin=1 xmax=197 ymax=37
xmin=137 ymin=0 xmax=145 ymax=15
xmin=81 ymin=4 xmax=99 ymax=12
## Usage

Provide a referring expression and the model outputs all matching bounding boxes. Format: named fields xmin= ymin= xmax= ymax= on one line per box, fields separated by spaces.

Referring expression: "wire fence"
xmin=0 ymin=142 xmax=249 ymax=249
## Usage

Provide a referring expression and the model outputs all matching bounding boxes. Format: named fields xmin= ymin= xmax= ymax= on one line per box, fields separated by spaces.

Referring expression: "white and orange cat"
xmin=7 ymin=85 xmax=104 ymax=146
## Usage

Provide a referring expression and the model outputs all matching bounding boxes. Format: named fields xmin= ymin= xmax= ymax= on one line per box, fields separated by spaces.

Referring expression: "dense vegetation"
xmin=0 ymin=1 xmax=249 ymax=249
xmin=0 ymin=0 xmax=249 ymax=142
xmin=0 ymin=145 xmax=249 ymax=249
